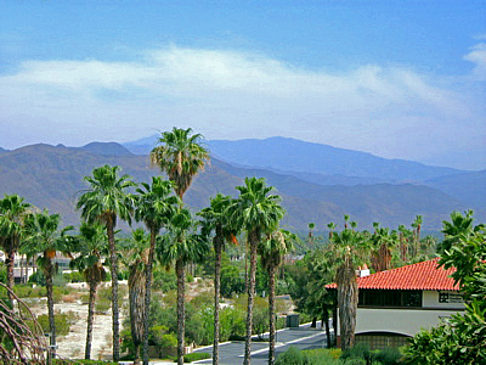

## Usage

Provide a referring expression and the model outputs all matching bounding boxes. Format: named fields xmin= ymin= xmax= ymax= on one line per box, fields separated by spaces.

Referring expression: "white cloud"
xmin=464 ymin=43 xmax=486 ymax=81
xmin=0 ymin=45 xmax=485 ymax=169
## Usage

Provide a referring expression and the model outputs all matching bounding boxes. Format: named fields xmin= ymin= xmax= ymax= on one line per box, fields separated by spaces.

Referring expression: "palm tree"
xmin=120 ymin=228 xmax=150 ymax=365
xmin=411 ymin=215 xmax=423 ymax=258
xmin=69 ymin=223 xmax=107 ymax=359
xmin=23 ymin=210 xmax=73 ymax=357
xmin=327 ymin=222 xmax=336 ymax=240
xmin=198 ymin=194 xmax=238 ymax=365
xmin=76 ymin=165 xmax=136 ymax=361
xmin=258 ymin=229 xmax=294 ymax=365
xmin=440 ymin=210 xmax=483 ymax=253
xmin=229 ymin=177 xmax=284 ymax=365
xmin=329 ymin=223 xmax=368 ymax=351
xmin=157 ymin=207 xmax=210 ymax=365
xmin=370 ymin=224 xmax=396 ymax=272
xmin=0 ymin=194 xmax=30 ymax=298
xmin=150 ymin=127 xmax=209 ymax=200
xmin=150 ymin=127 xmax=208 ymax=365
xmin=134 ymin=177 xmax=178 ymax=365
xmin=398 ymin=224 xmax=410 ymax=262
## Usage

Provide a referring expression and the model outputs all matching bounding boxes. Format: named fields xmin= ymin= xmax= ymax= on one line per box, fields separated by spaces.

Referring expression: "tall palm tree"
xmin=134 ymin=177 xmax=178 ymax=365
xmin=329 ymin=223 xmax=368 ymax=351
xmin=150 ymin=127 xmax=208 ymax=365
xmin=0 ymin=194 xmax=30 ymax=298
xmin=370 ymin=224 xmax=396 ymax=272
xmin=120 ymin=228 xmax=150 ymax=365
xmin=411 ymin=215 xmax=423 ymax=258
xmin=229 ymin=177 xmax=284 ymax=365
xmin=258 ymin=229 xmax=294 ymax=365
xmin=150 ymin=127 xmax=209 ymax=200
xmin=198 ymin=194 xmax=239 ymax=365
xmin=157 ymin=207 xmax=210 ymax=365
xmin=69 ymin=223 xmax=107 ymax=360
xmin=76 ymin=165 xmax=136 ymax=361
xmin=23 ymin=210 xmax=73 ymax=357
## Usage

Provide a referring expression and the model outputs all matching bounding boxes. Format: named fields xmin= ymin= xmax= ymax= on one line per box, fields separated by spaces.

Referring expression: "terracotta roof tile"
xmin=326 ymin=258 xmax=459 ymax=291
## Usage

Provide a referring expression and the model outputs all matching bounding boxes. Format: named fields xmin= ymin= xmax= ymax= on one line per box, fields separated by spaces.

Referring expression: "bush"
xmin=184 ymin=352 xmax=211 ymax=363
xmin=63 ymin=271 xmax=84 ymax=283
xmin=153 ymin=268 xmax=177 ymax=292
xmin=36 ymin=312 xmax=77 ymax=337
xmin=275 ymin=346 xmax=306 ymax=365
xmin=13 ymin=284 xmax=45 ymax=298
xmin=341 ymin=343 xmax=372 ymax=362
xmin=373 ymin=347 xmax=402 ymax=365
xmin=28 ymin=271 xmax=46 ymax=286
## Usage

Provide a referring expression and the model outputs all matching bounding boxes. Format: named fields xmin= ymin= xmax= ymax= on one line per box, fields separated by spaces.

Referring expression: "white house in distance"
xmin=327 ymin=258 xmax=464 ymax=349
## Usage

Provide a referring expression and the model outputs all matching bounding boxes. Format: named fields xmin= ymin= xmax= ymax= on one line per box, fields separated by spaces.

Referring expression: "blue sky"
xmin=1 ymin=1 xmax=485 ymax=169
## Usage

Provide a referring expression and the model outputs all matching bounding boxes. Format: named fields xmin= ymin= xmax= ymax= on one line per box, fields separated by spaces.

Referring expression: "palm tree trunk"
xmin=323 ymin=310 xmax=331 ymax=348
xmin=6 ymin=249 xmax=15 ymax=301
xmin=337 ymin=263 xmax=358 ymax=351
xmin=268 ymin=265 xmax=277 ymax=365
xmin=244 ymin=230 xmax=258 ymax=365
xmin=45 ymin=260 xmax=56 ymax=359
xmin=332 ymin=306 xmax=338 ymax=347
xmin=106 ymin=219 xmax=120 ymax=361
xmin=176 ymin=258 xmax=186 ymax=365
xmin=142 ymin=229 xmax=157 ymax=365
xmin=85 ymin=278 xmax=98 ymax=359
xmin=129 ymin=265 xmax=145 ymax=365
xmin=213 ymin=233 xmax=223 ymax=365
xmin=244 ymin=241 xmax=249 ymax=294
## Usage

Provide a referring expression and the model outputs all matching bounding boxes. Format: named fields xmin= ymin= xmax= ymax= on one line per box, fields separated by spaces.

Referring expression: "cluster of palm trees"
xmin=0 ymin=127 xmax=295 ymax=365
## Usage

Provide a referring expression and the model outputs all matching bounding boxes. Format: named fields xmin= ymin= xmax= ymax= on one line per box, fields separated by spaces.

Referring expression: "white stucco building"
xmin=329 ymin=258 xmax=464 ymax=349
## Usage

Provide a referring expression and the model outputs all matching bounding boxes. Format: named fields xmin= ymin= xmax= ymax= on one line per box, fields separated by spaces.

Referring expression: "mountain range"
xmin=0 ymin=136 xmax=484 ymax=231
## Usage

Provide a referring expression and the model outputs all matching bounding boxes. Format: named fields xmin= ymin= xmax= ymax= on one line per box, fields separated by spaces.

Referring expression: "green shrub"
xmin=341 ymin=343 xmax=372 ymax=361
xmin=373 ymin=347 xmax=402 ymax=365
xmin=153 ymin=268 xmax=177 ymax=292
xmin=13 ymin=284 xmax=45 ymax=298
xmin=186 ymin=274 xmax=194 ymax=283
xmin=36 ymin=312 xmax=76 ymax=337
xmin=275 ymin=346 xmax=306 ymax=365
xmin=63 ymin=271 xmax=84 ymax=283
xmin=28 ymin=271 xmax=46 ymax=286
xmin=95 ymin=297 xmax=111 ymax=313
xmin=304 ymin=348 xmax=342 ymax=363
xmin=184 ymin=352 xmax=211 ymax=363
xmin=158 ymin=333 xmax=177 ymax=358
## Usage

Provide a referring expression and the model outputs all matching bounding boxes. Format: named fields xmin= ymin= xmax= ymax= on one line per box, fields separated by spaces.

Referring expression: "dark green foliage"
xmin=373 ymin=347 xmax=402 ymax=365
xmin=404 ymin=226 xmax=486 ymax=364
xmin=152 ymin=267 xmax=177 ymax=292
xmin=275 ymin=346 xmax=306 ymax=365
xmin=28 ymin=270 xmax=46 ymax=285
xmin=184 ymin=352 xmax=211 ymax=362
xmin=341 ymin=343 xmax=372 ymax=362
xmin=220 ymin=263 xmax=245 ymax=297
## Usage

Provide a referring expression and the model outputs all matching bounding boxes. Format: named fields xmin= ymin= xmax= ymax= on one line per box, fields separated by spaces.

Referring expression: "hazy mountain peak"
xmin=80 ymin=142 xmax=134 ymax=157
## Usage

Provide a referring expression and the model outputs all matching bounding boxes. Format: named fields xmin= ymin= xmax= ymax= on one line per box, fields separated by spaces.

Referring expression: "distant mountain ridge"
xmin=0 ymin=141 xmax=483 ymax=231
xmin=206 ymin=137 xmax=463 ymax=182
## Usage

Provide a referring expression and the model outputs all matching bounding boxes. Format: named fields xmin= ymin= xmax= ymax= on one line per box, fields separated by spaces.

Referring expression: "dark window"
xmin=359 ymin=290 xmax=422 ymax=308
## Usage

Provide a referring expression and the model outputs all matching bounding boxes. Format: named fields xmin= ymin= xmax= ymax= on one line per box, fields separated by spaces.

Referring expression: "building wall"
xmin=422 ymin=290 xmax=464 ymax=309
xmin=348 ymin=307 xmax=463 ymax=337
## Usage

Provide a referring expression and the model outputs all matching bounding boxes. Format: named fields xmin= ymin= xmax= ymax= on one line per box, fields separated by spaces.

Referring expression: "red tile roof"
xmin=326 ymin=258 xmax=460 ymax=291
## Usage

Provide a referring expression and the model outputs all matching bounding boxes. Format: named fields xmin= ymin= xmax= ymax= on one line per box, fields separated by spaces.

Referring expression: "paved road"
xmin=193 ymin=322 xmax=331 ymax=365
